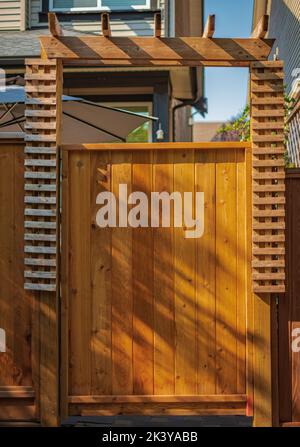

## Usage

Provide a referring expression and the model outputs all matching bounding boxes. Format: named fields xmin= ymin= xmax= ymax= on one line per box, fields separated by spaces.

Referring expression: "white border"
xmin=49 ymin=0 xmax=151 ymax=12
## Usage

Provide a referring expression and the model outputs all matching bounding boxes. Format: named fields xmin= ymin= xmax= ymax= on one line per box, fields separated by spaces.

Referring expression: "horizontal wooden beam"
xmin=0 ymin=386 xmax=35 ymax=399
xmin=70 ymin=406 xmax=247 ymax=417
xmin=252 ymin=14 xmax=269 ymax=39
xmin=61 ymin=142 xmax=251 ymax=151
xmin=39 ymin=36 xmax=274 ymax=63
xmin=62 ymin=58 xmax=252 ymax=67
xmin=48 ymin=12 xmax=63 ymax=38
xmin=69 ymin=394 xmax=247 ymax=404
xmin=203 ymin=14 xmax=215 ymax=38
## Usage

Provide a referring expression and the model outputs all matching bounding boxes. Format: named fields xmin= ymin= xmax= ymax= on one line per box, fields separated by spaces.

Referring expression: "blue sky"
xmin=195 ymin=0 xmax=254 ymax=122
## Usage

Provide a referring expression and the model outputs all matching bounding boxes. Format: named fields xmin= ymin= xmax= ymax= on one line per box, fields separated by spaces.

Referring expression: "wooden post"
xmin=250 ymin=61 xmax=286 ymax=294
xmin=253 ymin=293 xmax=272 ymax=426
xmin=24 ymin=58 xmax=63 ymax=426
xmin=250 ymin=60 xmax=286 ymax=426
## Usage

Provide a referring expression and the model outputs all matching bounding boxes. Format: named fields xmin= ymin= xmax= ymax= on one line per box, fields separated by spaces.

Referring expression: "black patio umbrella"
xmin=0 ymin=87 xmax=158 ymax=143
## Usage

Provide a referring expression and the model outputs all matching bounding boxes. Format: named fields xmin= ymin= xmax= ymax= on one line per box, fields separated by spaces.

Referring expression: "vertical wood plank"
xmin=253 ymin=293 xmax=272 ymax=426
xmin=132 ymin=150 xmax=154 ymax=395
xmin=292 ymin=320 xmax=300 ymax=422
xmin=174 ymin=149 xmax=197 ymax=395
xmin=90 ymin=151 xmax=112 ymax=395
xmin=13 ymin=145 xmax=33 ymax=386
xmin=215 ymin=149 xmax=237 ymax=394
xmin=39 ymin=290 xmax=58 ymax=425
xmin=236 ymin=149 xmax=247 ymax=393
xmin=245 ymin=146 xmax=254 ymax=417
xmin=111 ymin=151 xmax=133 ymax=395
xmin=195 ymin=149 xmax=216 ymax=395
xmin=153 ymin=149 xmax=175 ymax=395
xmin=69 ymin=152 xmax=91 ymax=396
xmin=61 ymin=148 xmax=69 ymax=419
xmin=0 ymin=145 xmax=15 ymax=385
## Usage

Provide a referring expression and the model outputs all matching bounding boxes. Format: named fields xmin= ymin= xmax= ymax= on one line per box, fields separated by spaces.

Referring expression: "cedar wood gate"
xmin=0 ymin=13 xmax=287 ymax=426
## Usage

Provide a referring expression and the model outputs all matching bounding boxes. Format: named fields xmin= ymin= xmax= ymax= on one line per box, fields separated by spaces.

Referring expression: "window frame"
xmin=49 ymin=0 xmax=152 ymax=12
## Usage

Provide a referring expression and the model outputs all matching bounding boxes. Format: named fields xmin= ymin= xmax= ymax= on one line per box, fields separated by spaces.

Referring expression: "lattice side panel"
xmin=250 ymin=61 xmax=286 ymax=293
xmin=24 ymin=59 xmax=61 ymax=292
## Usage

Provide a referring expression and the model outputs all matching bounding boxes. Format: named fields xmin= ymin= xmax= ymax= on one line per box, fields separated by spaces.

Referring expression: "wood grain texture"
xmin=132 ymin=150 xmax=154 ymax=395
xmin=91 ymin=151 xmax=112 ymax=396
xmin=195 ymin=149 xmax=216 ymax=394
xmin=279 ymin=170 xmax=300 ymax=424
xmin=174 ymin=149 xmax=197 ymax=395
xmin=39 ymin=36 xmax=274 ymax=62
xmin=250 ymin=61 xmax=286 ymax=293
xmin=111 ymin=151 xmax=133 ymax=395
xmin=62 ymin=144 xmax=251 ymax=418
xmin=216 ymin=149 xmax=238 ymax=395
xmin=153 ymin=149 xmax=175 ymax=395
xmin=0 ymin=142 xmax=37 ymax=422
xmin=68 ymin=152 xmax=91 ymax=397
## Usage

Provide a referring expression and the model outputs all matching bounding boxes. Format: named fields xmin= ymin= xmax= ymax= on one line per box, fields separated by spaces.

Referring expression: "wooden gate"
xmin=61 ymin=142 xmax=255 ymax=418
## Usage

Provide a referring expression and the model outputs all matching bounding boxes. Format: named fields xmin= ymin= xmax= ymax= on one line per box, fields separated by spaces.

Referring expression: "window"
xmin=103 ymin=103 xmax=153 ymax=142
xmin=50 ymin=0 xmax=151 ymax=12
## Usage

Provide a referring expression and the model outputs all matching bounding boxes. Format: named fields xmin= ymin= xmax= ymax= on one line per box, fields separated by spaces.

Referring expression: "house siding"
xmin=268 ymin=0 xmax=300 ymax=93
xmin=0 ymin=0 xmax=21 ymax=31
xmin=29 ymin=0 xmax=166 ymax=36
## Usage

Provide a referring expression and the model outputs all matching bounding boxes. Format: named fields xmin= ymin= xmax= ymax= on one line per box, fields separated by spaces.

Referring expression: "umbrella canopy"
xmin=0 ymin=87 xmax=158 ymax=143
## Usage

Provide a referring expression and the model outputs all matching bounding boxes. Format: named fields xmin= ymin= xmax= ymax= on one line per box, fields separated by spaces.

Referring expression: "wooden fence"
xmin=0 ymin=139 xmax=279 ymax=425
xmin=0 ymin=138 xmax=37 ymax=421
xmin=60 ymin=142 xmax=262 ymax=418
xmin=278 ymin=168 xmax=300 ymax=426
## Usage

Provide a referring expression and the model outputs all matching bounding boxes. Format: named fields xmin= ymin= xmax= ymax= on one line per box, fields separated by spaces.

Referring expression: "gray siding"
xmin=30 ymin=0 xmax=166 ymax=36
xmin=0 ymin=0 xmax=21 ymax=31
xmin=269 ymin=0 xmax=300 ymax=93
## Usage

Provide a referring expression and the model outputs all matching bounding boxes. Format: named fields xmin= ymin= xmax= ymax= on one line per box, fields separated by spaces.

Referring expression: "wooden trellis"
xmin=250 ymin=61 xmax=285 ymax=293
xmin=24 ymin=58 xmax=62 ymax=292
xmin=21 ymin=12 xmax=286 ymax=426
xmin=24 ymin=12 xmax=285 ymax=295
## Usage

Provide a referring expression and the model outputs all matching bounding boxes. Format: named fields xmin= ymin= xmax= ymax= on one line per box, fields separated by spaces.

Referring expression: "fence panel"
xmin=61 ymin=142 xmax=253 ymax=417
xmin=0 ymin=138 xmax=37 ymax=422
xmin=279 ymin=168 xmax=300 ymax=425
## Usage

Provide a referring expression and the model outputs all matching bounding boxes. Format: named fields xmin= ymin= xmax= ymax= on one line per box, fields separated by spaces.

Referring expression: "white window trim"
xmin=49 ymin=0 xmax=151 ymax=12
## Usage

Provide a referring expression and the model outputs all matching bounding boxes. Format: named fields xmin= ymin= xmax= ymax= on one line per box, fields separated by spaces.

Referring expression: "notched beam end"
xmin=154 ymin=12 xmax=162 ymax=38
xmin=252 ymin=14 xmax=269 ymax=39
xmin=48 ymin=12 xmax=64 ymax=38
xmin=203 ymin=14 xmax=215 ymax=38
xmin=101 ymin=12 xmax=111 ymax=38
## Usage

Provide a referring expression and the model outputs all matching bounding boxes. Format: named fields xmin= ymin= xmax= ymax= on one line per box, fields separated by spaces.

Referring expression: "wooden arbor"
xmin=23 ymin=13 xmax=285 ymax=426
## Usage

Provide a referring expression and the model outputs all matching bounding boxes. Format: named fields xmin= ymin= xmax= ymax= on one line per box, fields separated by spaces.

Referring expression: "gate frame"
xmin=22 ymin=12 xmax=286 ymax=426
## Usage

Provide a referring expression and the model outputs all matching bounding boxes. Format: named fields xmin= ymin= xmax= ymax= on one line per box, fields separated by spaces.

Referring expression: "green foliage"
xmin=126 ymin=122 xmax=149 ymax=143
xmin=217 ymin=105 xmax=250 ymax=142
xmin=217 ymin=90 xmax=296 ymax=166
